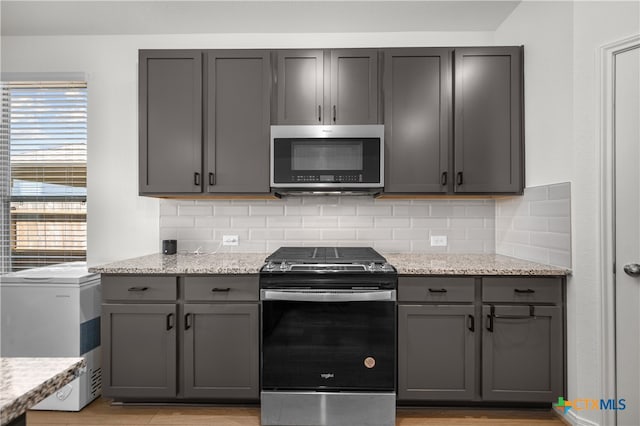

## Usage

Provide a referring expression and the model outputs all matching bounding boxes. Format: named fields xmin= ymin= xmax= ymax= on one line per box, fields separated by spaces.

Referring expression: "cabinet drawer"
xmin=184 ymin=276 xmax=259 ymax=302
xmin=398 ymin=277 xmax=475 ymax=303
xmin=482 ymin=277 xmax=562 ymax=304
xmin=102 ymin=276 xmax=177 ymax=301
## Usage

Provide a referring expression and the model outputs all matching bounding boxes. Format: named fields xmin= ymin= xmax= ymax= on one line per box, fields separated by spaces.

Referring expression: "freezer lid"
xmin=0 ymin=261 xmax=100 ymax=285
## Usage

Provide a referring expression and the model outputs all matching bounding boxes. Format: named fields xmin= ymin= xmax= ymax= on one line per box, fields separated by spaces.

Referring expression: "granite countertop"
xmin=0 ymin=357 xmax=86 ymax=426
xmin=90 ymin=252 xmax=569 ymax=276
xmin=386 ymin=253 xmax=570 ymax=276
xmin=89 ymin=252 xmax=269 ymax=274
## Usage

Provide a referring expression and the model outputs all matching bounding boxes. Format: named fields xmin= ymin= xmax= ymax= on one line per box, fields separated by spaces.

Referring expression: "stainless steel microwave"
xmin=270 ymin=125 xmax=384 ymax=193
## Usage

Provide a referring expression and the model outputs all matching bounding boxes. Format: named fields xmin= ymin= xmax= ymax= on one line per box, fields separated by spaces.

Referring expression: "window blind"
xmin=1 ymin=81 xmax=87 ymax=271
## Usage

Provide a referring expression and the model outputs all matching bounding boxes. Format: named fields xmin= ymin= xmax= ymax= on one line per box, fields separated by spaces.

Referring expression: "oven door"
xmin=261 ymin=289 xmax=396 ymax=392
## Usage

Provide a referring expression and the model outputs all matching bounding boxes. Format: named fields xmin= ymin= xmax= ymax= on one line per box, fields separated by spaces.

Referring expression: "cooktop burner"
xmin=265 ymin=246 xmax=387 ymax=264
xmin=261 ymin=247 xmax=395 ymax=274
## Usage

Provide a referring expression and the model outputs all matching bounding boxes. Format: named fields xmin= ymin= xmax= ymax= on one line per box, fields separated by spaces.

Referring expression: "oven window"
xmin=291 ymin=141 xmax=363 ymax=171
xmin=262 ymin=300 xmax=396 ymax=391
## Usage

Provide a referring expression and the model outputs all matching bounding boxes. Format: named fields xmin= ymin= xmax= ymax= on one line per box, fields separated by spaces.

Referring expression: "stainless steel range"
xmin=260 ymin=247 xmax=397 ymax=426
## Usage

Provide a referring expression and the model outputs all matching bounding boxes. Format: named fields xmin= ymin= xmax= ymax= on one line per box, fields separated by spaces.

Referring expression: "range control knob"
xmin=279 ymin=261 xmax=289 ymax=271
xmin=265 ymin=261 xmax=275 ymax=270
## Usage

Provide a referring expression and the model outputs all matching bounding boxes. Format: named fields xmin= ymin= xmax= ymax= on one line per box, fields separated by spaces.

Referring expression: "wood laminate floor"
xmin=26 ymin=397 xmax=567 ymax=426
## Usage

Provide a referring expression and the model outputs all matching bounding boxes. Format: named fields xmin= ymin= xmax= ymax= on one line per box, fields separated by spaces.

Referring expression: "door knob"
xmin=623 ymin=263 xmax=640 ymax=277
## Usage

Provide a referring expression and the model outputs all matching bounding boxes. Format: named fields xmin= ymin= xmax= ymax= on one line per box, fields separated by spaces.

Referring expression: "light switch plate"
xmin=222 ymin=235 xmax=239 ymax=246
xmin=430 ymin=235 xmax=448 ymax=247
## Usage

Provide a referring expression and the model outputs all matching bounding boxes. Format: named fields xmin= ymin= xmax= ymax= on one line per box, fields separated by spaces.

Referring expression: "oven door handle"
xmin=261 ymin=289 xmax=396 ymax=302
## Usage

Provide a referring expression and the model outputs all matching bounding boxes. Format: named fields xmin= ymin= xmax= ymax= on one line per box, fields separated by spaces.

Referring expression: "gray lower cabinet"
xmin=398 ymin=304 xmax=475 ymax=400
xmin=398 ymin=276 xmax=564 ymax=404
xmin=101 ymin=275 xmax=260 ymax=402
xmin=481 ymin=277 xmax=564 ymax=402
xmin=275 ymin=49 xmax=379 ymax=125
xmin=453 ymin=47 xmax=523 ymax=194
xmin=102 ymin=303 xmax=177 ymax=399
xmin=383 ymin=48 xmax=451 ymax=193
xmin=182 ymin=303 xmax=259 ymax=399
xmin=482 ymin=305 xmax=563 ymax=402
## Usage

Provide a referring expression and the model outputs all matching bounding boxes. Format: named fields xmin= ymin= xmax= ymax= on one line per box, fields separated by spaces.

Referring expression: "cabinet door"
xmin=398 ymin=304 xmax=476 ymax=400
xmin=330 ymin=49 xmax=378 ymax=124
xmin=206 ymin=51 xmax=271 ymax=193
xmin=102 ymin=303 xmax=177 ymax=399
xmin=383 ymin=48 xmax=451 ymax=193
xmin=454 ymin=47 xmax=523 ymax=193
xmin=183 ymin=303 xmax=259 ymax=400
xmin=276 ymin=50 xmax=324 ymax=124
xmin=482 ymin=305 xmax=563 ymax=402
xmin=139 ymin=50 xmax=202 ymax=194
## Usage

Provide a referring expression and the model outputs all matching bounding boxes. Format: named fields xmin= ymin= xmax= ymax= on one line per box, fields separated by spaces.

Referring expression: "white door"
xmin=615 ymin=44 xmax=640 ymax=426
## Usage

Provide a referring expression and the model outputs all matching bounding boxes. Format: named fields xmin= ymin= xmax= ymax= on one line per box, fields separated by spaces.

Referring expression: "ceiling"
xmin=1 ymin=0 xmax=522 ymax=36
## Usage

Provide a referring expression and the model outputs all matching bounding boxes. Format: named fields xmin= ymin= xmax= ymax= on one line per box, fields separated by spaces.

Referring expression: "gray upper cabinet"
xmin=139 ymin=50 xmax=203 ymax=194
xmin=330 ymin=50 xmax=379 ymax=124
xmin=383 ymin=48 xmax=451 ymax=193
xmin=206 ymin=51 xmax=271 ymax=193
xmin=454 ymin=46 xmax=524 ymax=194
xmin=276 ymin=50 xmax=324 ymax=124
xmin=275 ymin=49 xmax=379 ymax=125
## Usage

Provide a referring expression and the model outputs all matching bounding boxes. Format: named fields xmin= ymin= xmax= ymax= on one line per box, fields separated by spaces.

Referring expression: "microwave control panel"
xmin=292 ymin=174 xmax=363 ymax=183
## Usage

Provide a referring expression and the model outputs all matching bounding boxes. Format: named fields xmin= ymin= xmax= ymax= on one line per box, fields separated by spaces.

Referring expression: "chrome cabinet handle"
xmin=318 ymin=105 xmax=322 ymax=122
xmin=624 ymin=263 xmax=640 ymax=277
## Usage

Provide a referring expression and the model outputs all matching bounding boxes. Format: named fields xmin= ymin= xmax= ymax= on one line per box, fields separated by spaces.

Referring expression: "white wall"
xmin=496 ymin=2 xmax=639 ymax=425
xmin=0 ymin=31 xmax=493 ymax=266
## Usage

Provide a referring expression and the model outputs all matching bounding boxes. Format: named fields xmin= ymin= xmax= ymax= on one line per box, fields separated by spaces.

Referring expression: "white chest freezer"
xmin=0 ymin=261 xmax=102 ymax=411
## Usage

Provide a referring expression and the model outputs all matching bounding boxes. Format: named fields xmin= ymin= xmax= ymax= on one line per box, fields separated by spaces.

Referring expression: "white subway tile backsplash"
xmin=267 ymin=216 xmax=302 ymax=228
xmin=160 ymin=216 xmax=194 ymax=228
xmin=393 ymin=205 xmax=429 ymax=217
xmin=338 ymin=216 xmax=374 ymax=228
xmin=302 ymin=216 xmax=339 ymax=228
xmin=496 ymin=182 xmax=571 ymax=269
xmin=530 ymin=199 xmax=571 ymax=217
xmin=250 ymin=205 xmax=284 ymax=216
xmin=357 ymin=205 xmax=393 ymax=216
xmin=178 ymin=205 xmax=213 ymax=216
xmin=412 ymin=217 xmax=448 ymax=229
xmin=374 ymin=217 xmax=411 ymax=228
xmin=214 ymin=205 xmax=249 ymax=216
xmin=160 ymin=189 xmax=570 ymax=259
xmin=322 ymin=205 xmax=357 ymax=216
xmin=530 ymin=232 xmax=571 ymax=250
xmin=322 ymin=229 xmax=357 ymax=240
xmin=285 ymin=229 xmax=323 ymax=240
xmin=231 ymin=216 xmax=267 ymax=228
xmin=357 ymin=228 xmax=393 ymax=240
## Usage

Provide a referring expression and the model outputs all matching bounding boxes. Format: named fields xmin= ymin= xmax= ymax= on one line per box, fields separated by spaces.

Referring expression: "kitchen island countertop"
xmin=0 ymin=357 xmax=86 ymax=426
xmin=90 ymin=252 xmax=569 ymax=276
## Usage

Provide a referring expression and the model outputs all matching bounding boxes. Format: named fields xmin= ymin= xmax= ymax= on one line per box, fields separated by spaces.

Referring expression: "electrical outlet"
xmin=430 ymin=235 xmax=448 ymax=247
xmin=222 ymin=235 xmax=239 ymax=246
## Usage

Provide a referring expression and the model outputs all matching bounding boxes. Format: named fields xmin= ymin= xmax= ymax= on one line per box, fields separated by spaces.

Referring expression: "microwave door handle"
xmin=261 ymin=289 xmax=396 ymax=302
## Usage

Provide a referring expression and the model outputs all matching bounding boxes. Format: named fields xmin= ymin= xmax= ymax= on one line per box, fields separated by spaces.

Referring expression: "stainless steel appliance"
xmin=270 ymin=125 xmax=384 ymax=194
xmin=260 ymin=247 xmax=397 ymax=426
